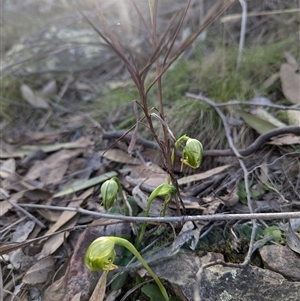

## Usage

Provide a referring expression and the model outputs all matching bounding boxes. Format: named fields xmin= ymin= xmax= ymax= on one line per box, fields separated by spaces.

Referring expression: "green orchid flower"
xmin=84 ymin=236 xmax=169 ymax=301
xmin=84 ymin=236 xmax=117 ymax=271
xmin=182 ymin=137 xmax=203 ymax=169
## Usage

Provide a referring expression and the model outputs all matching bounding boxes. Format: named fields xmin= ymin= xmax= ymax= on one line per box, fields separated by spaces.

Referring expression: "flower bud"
xmin=182 ymin=138 xmax=203 ymax=169
xmin=101 ymin=179 xmax=118 ymax=210
xmin=84 ymin=237 xmax=117 ymax=271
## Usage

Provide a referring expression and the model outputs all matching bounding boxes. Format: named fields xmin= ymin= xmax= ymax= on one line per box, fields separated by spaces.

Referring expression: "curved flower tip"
xmin=151 ymin=182 xmax=177 ymax=199
xmin=101 ymin=178 xmax=118 ymax=210
xmin=182 ymin=138 xmax=203 ymax=169
xmin=84 ymin=237 xmax=117 ymax=271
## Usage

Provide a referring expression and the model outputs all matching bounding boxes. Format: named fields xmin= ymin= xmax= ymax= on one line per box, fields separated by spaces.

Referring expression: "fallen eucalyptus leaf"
xmin=23 ymin=256 xmax=55 ymax=285
xmin=239 ymin=110 xmax=277 ymax=134
xmin=285 ymin=221 xmax=300 ymax=255
xmin=54 ymin=171 xmax=117 ymax=197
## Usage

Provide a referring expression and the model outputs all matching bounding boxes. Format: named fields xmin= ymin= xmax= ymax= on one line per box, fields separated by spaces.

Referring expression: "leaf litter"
xmin=1 ymin=116 xmax=299 ymax=300
xmin=1 ymin=2 xmax=300 ymax=301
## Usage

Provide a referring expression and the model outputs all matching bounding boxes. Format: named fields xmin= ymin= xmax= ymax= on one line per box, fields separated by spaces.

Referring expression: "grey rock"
xmin=151 ymin=250 xmax=300 ymax=301
xmin=260 ymin=244 xmax=300 ymax=281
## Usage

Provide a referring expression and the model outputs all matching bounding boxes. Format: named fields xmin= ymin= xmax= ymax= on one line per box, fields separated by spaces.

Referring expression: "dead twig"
xmin=6 ymin=199 xmax=46 ymax=229
xmin=103 ymin=125 xmax=300 ymax=157
xmin=189 ymin=93 xmax=258 ymax=300
xmin=16 ymin=203 xmax=300 ymax=222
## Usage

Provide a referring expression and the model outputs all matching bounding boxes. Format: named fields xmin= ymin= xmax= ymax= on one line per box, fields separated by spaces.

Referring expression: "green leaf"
xmin=251 ymin=189 xmax=260 ymax=198
xmin=127 ymin=197 xmax=140 ymax=216
xmin=111 ymin=271 xmax=129 ymax=290
xmin=141 ymin=283 xmax=166 ymax=301
xmin=54 ymin=171 xmax=117 ymax=197
xmin=263 ymin=226 xmax=282 ymax=243
xmin=239 ymin=110 xmax=277 ymax=134
xmin=107 ymin=206 xmax=122 ymax=214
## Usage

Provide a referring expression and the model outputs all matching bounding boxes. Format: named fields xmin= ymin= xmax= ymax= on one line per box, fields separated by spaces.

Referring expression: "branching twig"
xmin=188 ymin=93 xmax=258 ymax=300
xmin=103 ymin=125 xmax=300 ymax=157
xmin=16 ymin=203 xmax=300 ymax=222
xmin=6 ymin=199 xmax=46 ymax=229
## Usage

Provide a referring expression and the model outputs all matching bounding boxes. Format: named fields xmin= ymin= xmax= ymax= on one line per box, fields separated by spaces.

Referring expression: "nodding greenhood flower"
xmin=84 ymin=236 xmax=169 ymax=301
xmin=101 ymin=178 xmax=118 ymax=210
xmin=182 ymin=138 xmax=203 ymax=169
xmin=149 ymin=183 xmax=177 ymax=201
xmin=84 ymin=237 xmax=117 ymax=271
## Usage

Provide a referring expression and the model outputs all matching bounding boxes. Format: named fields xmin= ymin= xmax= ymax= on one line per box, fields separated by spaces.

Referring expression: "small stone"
xmin=260 ymin=244 xmax=300 ymax=281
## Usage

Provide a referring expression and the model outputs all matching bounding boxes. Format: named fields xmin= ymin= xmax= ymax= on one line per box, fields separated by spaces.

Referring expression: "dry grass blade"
xmin=146 ymin=0 xmax=236 ymax=93
xmin=140 ymin=9 xmax=185 ymax=81
xmin=162 ymin=0 xmax=191 ymax=66
xmin=129 ymin=0 xmax=152 ymax=43
xmin=128 ymin=100 xmax=140 ymax=155
xmin=75 ymin=1 xmax=140 ymax=87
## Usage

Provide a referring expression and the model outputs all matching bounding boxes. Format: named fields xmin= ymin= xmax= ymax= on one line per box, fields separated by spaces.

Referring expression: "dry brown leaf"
xmin=286 ymin=221 xmax=300 ymax=255
xmin=255 ymin=108 xmax=286 ymax=128
xmin=1 ymin=137 xmax=93 ymax=159
xmin=258 ymin=160 xmax=270 ymax=185
xmin=37 ymin=208 xmax=63 ymax=222
xmin=130 ymin=163 xmax=167 ymax=179
xmin=71 ymin=292 xmax=82 ymax=301
xmin=178 ymin=164 xmax=231 ymax=185
xmin=25 ymin=161 xmax=48 ymax=180
xmin=44 ymin=228 xmax=99 ymax=301
xmin=12 ymin=221 xmax=36 ymax=242
xmin=0 ymin=187 xmax=9 ymax=200
xmin=89 ymin=272 xmax=107 ymax=301
xmin=41 ymin=80 xmax=57 ymax=97
xmin=280 ymin=63 xmax=300 ymax=104
xmin=89 ymin=218 xmax=125 ymax=227
xmin=287 ymin=110 xmax=300 ymax=126
xmin=23 ymin=188 xmax=53 ymax=202
xmin=0 ymin=227 xmax=76 ymax=256
xmin=45 ymin=188 xmax=93 ymax=235
xmin=263 ymin=73 xmax=280 ymax=90
xmin=45 ymin=149 xmax=83 ymax=166
xmin=23 ymin=256 xmax=55 ymax=285
xmin=42 ymin=160 xmax=69 ymax=185
xmin=0 ymin=191 xmax=24 ymax=216
xmin=41 ymin=215 xmax=79 ymax=257
xmin=168 ymin=199 xmax=204 ymax=210
xmin=102 ymin=149 xmax=142 ymax=165
xmin=21 ymin=84 xmax=49 ymax=109
xmin=284 ymin=51 xmax=298 ymax=66
xmin=129 ymin=163 xmax=169 ymax=187
xmin=0 ymin=240 xmax=33 ymax=256
xmin=3 ymin=172 xmax=35 ymax=191
xmin=0 ymin=159 xmax=16 ymax=178
xmin=268 ymin=135 xmax=300 ymax=145
xmin=26 ymin=149 xmax=82 ymax=183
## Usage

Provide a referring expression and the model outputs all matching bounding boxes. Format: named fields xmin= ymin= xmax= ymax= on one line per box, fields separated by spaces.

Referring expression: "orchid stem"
xmin=109 ymin=237 xmax=169 ymax=301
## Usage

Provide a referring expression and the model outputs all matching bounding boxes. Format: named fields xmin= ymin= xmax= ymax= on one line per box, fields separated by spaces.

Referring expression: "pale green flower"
xmin=84 ymin=237 xmax=117 ymax=271
xmin=182 ymin=138 xmax=203 ymax=169
xmin=101 ymin=178 xmax=118 ymax=209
